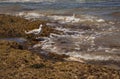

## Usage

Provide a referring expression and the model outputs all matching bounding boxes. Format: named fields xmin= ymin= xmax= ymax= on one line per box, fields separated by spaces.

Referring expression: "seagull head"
xmin=39 ymin=24 xmax=43 ymax=28
xmin=73 ymin=13 xmax=75 ymax=18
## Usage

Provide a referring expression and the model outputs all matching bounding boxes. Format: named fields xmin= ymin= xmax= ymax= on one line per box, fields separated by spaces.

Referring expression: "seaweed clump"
xmin=0 ymin=14 xmax=60 ymax=39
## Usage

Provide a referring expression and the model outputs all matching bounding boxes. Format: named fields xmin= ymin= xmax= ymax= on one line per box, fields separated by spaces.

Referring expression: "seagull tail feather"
xmin=25 ymin=30 xmax=29 ymax=34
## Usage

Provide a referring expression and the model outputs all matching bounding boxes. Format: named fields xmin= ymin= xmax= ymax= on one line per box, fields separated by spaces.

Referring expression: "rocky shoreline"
xmin=0 ymin=14 xmax=120 ymax=79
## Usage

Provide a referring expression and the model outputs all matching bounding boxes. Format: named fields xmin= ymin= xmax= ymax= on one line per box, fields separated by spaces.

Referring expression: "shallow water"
xmin=0 ymin=38 xmax=27 ymax=43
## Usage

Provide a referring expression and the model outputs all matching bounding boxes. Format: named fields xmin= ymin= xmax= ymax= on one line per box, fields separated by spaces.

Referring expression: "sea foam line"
xmin=16 ymin=12 xmax=105 ymax=24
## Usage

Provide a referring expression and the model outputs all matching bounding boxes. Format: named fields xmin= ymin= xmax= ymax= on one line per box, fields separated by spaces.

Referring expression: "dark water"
xmin=0 ymin=0 xmax=120 ymax=20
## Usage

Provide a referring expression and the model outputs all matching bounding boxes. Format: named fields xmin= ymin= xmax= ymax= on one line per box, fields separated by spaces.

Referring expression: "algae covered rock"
xmin=0 ymin=40 xmax=120 ymax=79
xmin=0 ymin=40 xmax=43 ymax=68
xmin=0 ymin=14 xmax=59 ymax=39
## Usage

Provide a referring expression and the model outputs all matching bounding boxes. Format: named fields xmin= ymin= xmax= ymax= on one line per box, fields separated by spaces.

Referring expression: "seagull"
xmin=25 ymin=24 xmax=43 ymax=35
xmin=65 ymin=14 xmax=76 ymax=23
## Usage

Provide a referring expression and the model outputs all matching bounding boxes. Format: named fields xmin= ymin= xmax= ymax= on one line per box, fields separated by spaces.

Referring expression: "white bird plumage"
xmin=25 ymin=24 xmax=43 ymax=35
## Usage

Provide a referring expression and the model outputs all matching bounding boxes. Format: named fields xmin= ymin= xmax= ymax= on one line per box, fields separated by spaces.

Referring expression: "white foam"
xmin=34 ymin=25 xmax=120 ymax=61
xmin=46 ymin=23 xmax=58 ymax=26
xmin=48 ymin=14 xmax=81 ymax=23
xmin=74 ymin=54 xmax=112 ymax=60
xmin=96 ymin=19 xmax=105 ymax=22
xmin=33 ymin=40 xmax=48 ymax=48
xmin=16 ymin=11 xmax=106 ymax=25
xmin=16 ymin=12 xmax=45 ymax=20
xmin=65 ymin=56 xmax=84 ymax=63
xmin=40 ymin=29 xmax=120 ymax=61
